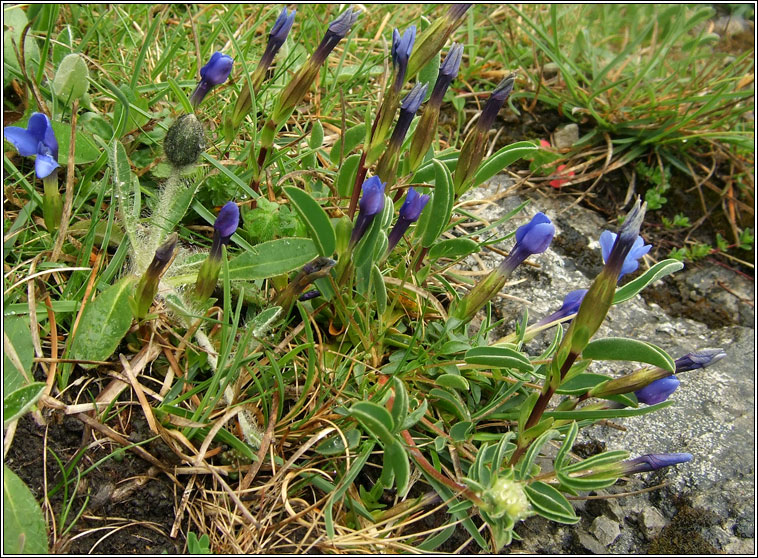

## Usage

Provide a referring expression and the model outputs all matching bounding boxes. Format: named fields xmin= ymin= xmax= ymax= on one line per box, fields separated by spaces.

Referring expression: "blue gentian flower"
xmin=600 ymin=230 xmax=651 ymax=281
xmin=675 ymin=348 xmax=727 ymax=373
xmin=4 ymin=112 xmax=59 ymax=178
xmin=535 ymin=288 xmax=588 ymax=327
xmin=349 ymin=176 xmax=386 ymax=248
xmin=214 ymin=201 xmax=240 ymax=242
xmin=391 ymin=26 xmax=416 ymax=92
xmin=430 ymin=43 xmax=463 ymax=105
xmin=499 ymin=212 xmax=555 ymax=275
xmin=477 ymin=74 xmax=515 ymax=131
xmin=190 ymin=51 xmax=234 ymax=107
xmin=312 ymin=7 xmax=360 ymax=65
xmin=386 ymin=187 xmax=431 ymax=254
xmin=270 ymin=8 xmax=296 ymax=49
xmin=389 ymin=82 xmax=428 ymax=147
xmin=634 ymin=375 xmax=680 ymax=405
xmin=622 ymin=452 xmax=693 ymax=474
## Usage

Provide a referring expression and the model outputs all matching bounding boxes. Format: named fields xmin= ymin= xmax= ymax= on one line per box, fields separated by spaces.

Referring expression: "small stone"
xmin=542 ymin=62 xmax=560 ymax=77
xmin=577 ymin=531 xmax=606 ymax=554
xmin=553 ymin=123 xmax=579 ymax=149
xmin=639 ymin=507 xmax=667 ymax=540
xmin=590 ymin=515 xmax=621 ymax=546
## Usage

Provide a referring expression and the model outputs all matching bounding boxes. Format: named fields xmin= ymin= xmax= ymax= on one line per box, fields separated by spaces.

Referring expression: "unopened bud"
xmin=164 ymin=114 xmax=205 ymax=168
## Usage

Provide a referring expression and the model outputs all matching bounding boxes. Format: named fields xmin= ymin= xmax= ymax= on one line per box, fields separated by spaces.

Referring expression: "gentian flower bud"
xmin=299 ymin=289 xmax=321 ymax=301
xmin=312 ymin=7 xmax=361 ymax=66
xmin=131 ymin=233 xmax=178 ymax=319
xmin=675 ymin=348 xmax=727 ymax=372
xmin=195 ymin=202 xmax=240 ymax=301
xmin=190 ymin=51 xmax=234 ymax=108
xmin=481 ymin=477 xmax=532 ymax=522
xmin=453 ymin=74 xmax=516 ymax=196
xmin=4 ymin=112 xmax=62 ymax=232
xmin=620 ymin=453 xmax=693 ymax=475
xmin=349 ymin=176 xmax=386 ymax=248
xmin=477 ymin=75 xmax=515 ymax=132
xmin=227 ymin=8 xmax=296 ymax=137
xmin=386 ymin=188 xmax=431 ymax=255
xmin=266 ymin=8 xmax=359 ymax=143
xmin=376 ymin=82 xmax=428 ymax=183
xmin=164 ymin=113 xmax=206 ymax=168
xmin=408 ymin=44 xmax=464 ymax=172
xmin=274 ymin=257 xmax=337 ymax=314
xmin=599 ymin=230 xmax=651 ymax=281
xmin=452 ymin=212 xmax=554 ymax=324
xmin=391 ymin=26 xmax=416 ymax=92
xmin=405 ymin=4 xmax=471 ymax=80
xmin=534 ymin=289 xmax=588 ymax=328
xmin=634 ymin=375 xmax=680 ymax=405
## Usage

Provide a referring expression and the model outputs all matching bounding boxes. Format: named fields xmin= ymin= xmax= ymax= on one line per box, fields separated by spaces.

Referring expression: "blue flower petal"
xmin=35 ymin=153 xmax=59 ymax=179
xmin=27 ymin=113 xmax=52 ymax=144
xmin=4 ymin=126 xmax=39 ymax=157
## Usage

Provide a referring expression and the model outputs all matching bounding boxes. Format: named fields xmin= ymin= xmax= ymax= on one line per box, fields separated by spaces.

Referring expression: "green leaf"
xmin=474 ymin=141 xmax=538 ymax=186
xmin=450 ymin=421 xmax=474 ymax=442
xmin=613 ymin=259 xmax=684 ymax=304
xmin=562 ymin=450 xmax=629 ymax=474
xmin=283 ymin=186 xmax=336 ymax=257
xmin=67 ymin=277 xmax=137 ymax=372
xmin=464 ymin=346 xmax=534 ymax=373
xmin=389 ymin=377 xmax=408 ymax=433
xmin=554 ymin=421 xmax=579 ymax=471
xmin=315 ymin=428 xmax=361 ymax=456
xmin=556 ymin=469 xmax=619 ymax=492
xmin=428 ymin=237 xmax=480 ymax=261
xmin=309 ymin=120 xmax=324 ymax=150
xmin=330 ymin=123 xmax=366 ymax=165
xmin=421 ymin=160 xmax=454 ymax=248
xmin=4 ymin=6 xmax=40 ymax=81
xmin=429 ymin=388 xmax=470 ymax=421
xmin=437 ymin=374 xmax=469 ymax=391
xmin=417 ymin=51 xmax=441 ymax=101
xmin=3 ymin=316 xmax=35 ymax=393
xmin=3 ymin=383 xmax=46 ymax=428
xmin=518 ymin=429 xmax=561 ymax=480
xmin=399 ymin=398 xmax=428 ymax=431
xmin=225 ymin=238 xmax=318 ymax=280
xmin=371 ymin=264 xmax=387 ymax=316
xmin=336 ymin=153 xmax=361 ymax=198
xmin=353 ymin=197 xmax=390 ymax=268
xmin=385 ymin=439 xmax=410 ymax=494
xmin=52 ymin=53 xmax=89 ymax=104
xmin=3 ymin=466 xmax=48 ymax=554
xmin=556 ymin=373 xmax=609 ymax=395
xmin=524 ymin=481 xmax=579 ymax=524
xmin=79 ymin=112 xmax=114 ymax=140
xmin=112 ymin=83 xmax=150 ymax=135
xmin=349 ymin=401 xmax=395 ymax=446
xmin=582 ymin=338 xmax=675 ymax=373
xmin=47 ymin=121 xmax=101 ymax=165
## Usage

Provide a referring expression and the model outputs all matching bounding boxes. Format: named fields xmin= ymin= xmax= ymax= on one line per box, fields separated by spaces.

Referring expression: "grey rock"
xmin=713 ymin=15 xmax=749 ymax=37
xmin=553 ymin=123 xmax=579 ymax=149
xmin=576 ymin=530 xmax=606 ymax=554
xmin=590 ymin=515 xmax=621 ymax=546
xmin=639 ymin=507 xmax=666 ymax=540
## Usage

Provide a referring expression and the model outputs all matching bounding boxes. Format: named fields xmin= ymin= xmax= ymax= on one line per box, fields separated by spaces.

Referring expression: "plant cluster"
xmin=3 ymin=4 xmax=729 ymax=553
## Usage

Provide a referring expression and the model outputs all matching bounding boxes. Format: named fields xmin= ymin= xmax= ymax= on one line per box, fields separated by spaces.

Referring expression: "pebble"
xmin=553 ymin=123 xmax=579 ymax=149
xmin=639 ymin=507 xmax=667 ymax=540
xmin=590 ymin=515 xmax=621 ymax=546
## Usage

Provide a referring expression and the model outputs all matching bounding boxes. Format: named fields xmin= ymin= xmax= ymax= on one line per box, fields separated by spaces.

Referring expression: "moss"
xmin=647 ymin=504 xmax=720 ymax=554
